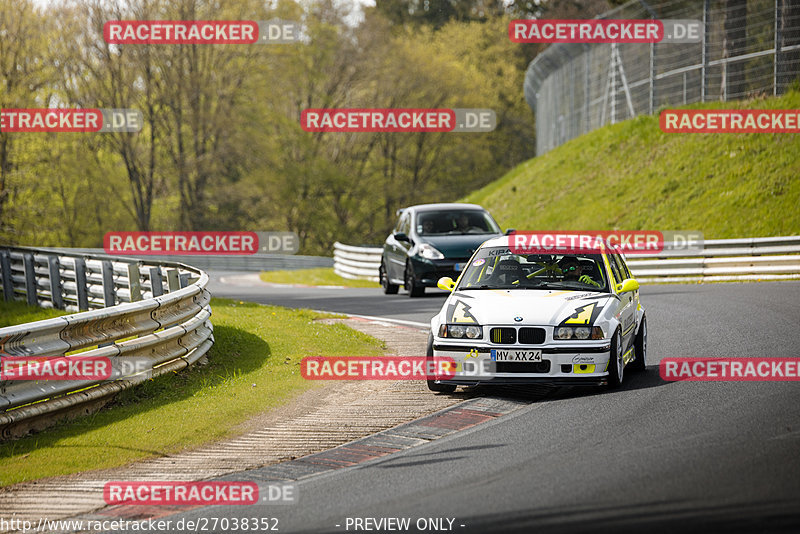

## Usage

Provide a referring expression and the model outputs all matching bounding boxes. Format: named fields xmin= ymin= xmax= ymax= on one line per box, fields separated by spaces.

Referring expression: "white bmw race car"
xmin=427 ymin=235 xmax=647 ymax=392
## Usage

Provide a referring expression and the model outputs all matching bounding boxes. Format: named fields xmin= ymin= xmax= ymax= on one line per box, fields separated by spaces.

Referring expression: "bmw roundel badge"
xmin=514 ymin=316 xmax=523 ymax=322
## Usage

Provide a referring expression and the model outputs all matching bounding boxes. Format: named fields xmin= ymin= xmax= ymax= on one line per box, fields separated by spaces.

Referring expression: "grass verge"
xmin=0 ymin=298 xmax=384 ymax=487
xmin=464 ymin=91 xmax=800 ymax=238
xmin=260 ymin=267 xmax=380 ymax=288
xmin=0 ymin=300 xmax=67 ymax=328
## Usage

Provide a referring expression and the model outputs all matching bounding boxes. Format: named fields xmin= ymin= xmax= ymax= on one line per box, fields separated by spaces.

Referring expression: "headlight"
xmin=554 ymin=326 xmax=604 ymax=340
xmin=555 ymin=326 xmax=572 ymax=339
xmin=418 ymin=243 xmax=445 ymax=260
xmin=438 ymin=324 xmax=483 ymax=339
xmin=465 ymin=326 xmax=482 ymax=339
xmin=450 ymin=325 xmax=466 ymax=338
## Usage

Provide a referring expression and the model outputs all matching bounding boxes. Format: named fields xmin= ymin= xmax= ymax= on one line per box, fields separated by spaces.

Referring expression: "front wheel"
xmin=629 ymin=315 xmax=647 ymax=372
xmin=405 ymin=264 xmax=425 ymax=298
xmin=426 ymin=333 xmax=456 ymax=393
xmin=607 ymin=328 xmax=624 ymax=388
xmin=380 ymin=262 xmax=399 ymax=295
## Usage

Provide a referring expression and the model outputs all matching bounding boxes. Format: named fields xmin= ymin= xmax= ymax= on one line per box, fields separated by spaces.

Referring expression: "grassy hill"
xmin=464 ymin=91 xmax=800 ymax=238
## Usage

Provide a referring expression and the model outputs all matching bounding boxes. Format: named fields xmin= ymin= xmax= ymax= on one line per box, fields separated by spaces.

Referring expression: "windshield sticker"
xmin=472 ymin=258 xmax=486 ymax=267
xmin=487 ymin=248 xmax=511 ymax=256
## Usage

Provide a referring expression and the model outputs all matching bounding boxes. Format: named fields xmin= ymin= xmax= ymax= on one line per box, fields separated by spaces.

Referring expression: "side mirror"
xmin=394 ymin=232 xmax=410 ymax=242
xmin=505 ymin=228 xmax=516 ymax=235
xmin=437 ymin=276 xmax=456 ymax=292
xmin=616 ymin=278 xmax=640 ymax=293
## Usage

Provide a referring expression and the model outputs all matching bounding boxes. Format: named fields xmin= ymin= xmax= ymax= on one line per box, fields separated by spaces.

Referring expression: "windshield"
xmin=456 ymin=247 xmax=609 ymax=292
xmin=416 ymin=210 xmax=500 ymax=236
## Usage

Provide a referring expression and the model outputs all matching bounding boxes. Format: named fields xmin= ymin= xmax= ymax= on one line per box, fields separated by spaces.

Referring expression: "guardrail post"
xmin=47 ymin=256 xmax=64 ymax=310
xmin=74 ymin=258 xmax=89 ymax=310
xmin=23 ymin=253 xmax=37 ymax=306
xmin=774 ymin=0 xmax=782 ymax=96
xmin=0 ymin=250 xmax=13 ymax=301
xmin=179 ymin=273 xmax=190 ymax=288
xmin=583 ymin=48 xmax=590 ymax=130
xmin=101 ymin=260 xmax=116 ymax=307
xmin=127 ymin=263 xmax=142 ymax=302
xmin=649 ymin=41 xmax=655 ymax=114
xmin=166 ymin=269 xmax=180 ymax=292
xmin=702 ymin=0 xmax=709 ymax=102
xmin=149 ymin=267 xmax=164 ymax=296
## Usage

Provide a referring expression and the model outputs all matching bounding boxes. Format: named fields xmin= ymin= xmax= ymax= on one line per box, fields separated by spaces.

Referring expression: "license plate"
xmin=491 ymin=349 xmax=543 ymax=362
xmin=454 ymin=263 xmax=463 ymax=272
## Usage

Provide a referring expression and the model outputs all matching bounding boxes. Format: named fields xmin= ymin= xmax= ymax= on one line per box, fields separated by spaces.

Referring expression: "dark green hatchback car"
xmin=380 ymin=203 xmax=503 ymax=297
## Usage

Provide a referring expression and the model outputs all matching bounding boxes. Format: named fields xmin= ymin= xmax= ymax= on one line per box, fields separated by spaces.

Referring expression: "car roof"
xmin=396 ymin=203 xmax=489 ymax=215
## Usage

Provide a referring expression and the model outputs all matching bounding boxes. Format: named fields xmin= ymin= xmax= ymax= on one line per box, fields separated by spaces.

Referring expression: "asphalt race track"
xmin=198 ymin=275 xmax=800 ymax=533
xmin=210 ymin=272 xmax=449 ymax=325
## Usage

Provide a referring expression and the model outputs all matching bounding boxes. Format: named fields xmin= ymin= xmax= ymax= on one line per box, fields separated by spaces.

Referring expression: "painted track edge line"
xmin=315 ymin=311 xmax=430 ymax=330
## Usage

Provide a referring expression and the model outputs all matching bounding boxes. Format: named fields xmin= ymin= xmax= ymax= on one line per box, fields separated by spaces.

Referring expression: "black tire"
xmin=405 ymin=263 xmax=425 ymax=297
xmin=607 ymin=328 xmax=624 ymax=388
xmin=629 ymin=315 xmax=647 ymax=372
xmin=379 ymin=261 xmax=399 ymax=295
xmin=426 ymin=333 xmax=456 ymax=393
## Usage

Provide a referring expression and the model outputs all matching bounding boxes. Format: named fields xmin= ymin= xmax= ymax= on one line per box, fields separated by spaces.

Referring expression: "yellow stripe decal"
xmin=622 ymin=322 xmax=635 ymax=336
xmin=622 ymin=348 xmax=634 ymax=364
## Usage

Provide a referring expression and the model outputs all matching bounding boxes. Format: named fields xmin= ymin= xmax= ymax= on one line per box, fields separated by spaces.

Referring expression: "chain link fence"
xmin=524 ymin=0 xmax=800 ymax=154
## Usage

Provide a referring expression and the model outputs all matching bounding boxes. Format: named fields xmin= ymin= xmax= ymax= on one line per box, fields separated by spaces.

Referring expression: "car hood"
xmin=420 ymin=234 xmax=498 ymax=258
xmin=443 ymin=289 xmax=615 ymax=326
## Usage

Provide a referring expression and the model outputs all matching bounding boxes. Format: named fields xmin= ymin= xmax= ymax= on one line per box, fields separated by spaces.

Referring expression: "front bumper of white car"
xmin=431 ymin=331 xmax=612 ymax=387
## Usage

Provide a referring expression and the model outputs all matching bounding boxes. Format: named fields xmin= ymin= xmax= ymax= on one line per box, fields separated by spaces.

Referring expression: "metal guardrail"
xmin=333 ymin=236 xmax=800 ymax=284
xmin=0 ymin=246 xmax=214 ymax=438
xmin=628 ymin=236 xmax=800 ymax=282
xmin=40 ymin=248 xmax=333 ymax=273
xmin=333 ymin=242 xmax=382 ymax=282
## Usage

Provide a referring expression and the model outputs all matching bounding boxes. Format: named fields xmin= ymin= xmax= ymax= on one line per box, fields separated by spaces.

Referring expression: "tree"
xmin=154 ymin=0 xmax=268 ymax=230
xmin=0 ymin=0 xmax=55 ymax=241
xmin=57 ymin=0 xmax=169 ymax=232
xmin=374 ymin=0 xmax=510 ymax=28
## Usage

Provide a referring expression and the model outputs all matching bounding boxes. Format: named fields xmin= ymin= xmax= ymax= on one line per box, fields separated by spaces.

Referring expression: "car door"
xmin=387 ymin=212 xmax=411 ymax=281
xmin=610 ymin=252 xmax=637 ymax=354
xmin=394 ymin=212 xmax=414 ymax=276
xmin=617 ymin=252 xmax=641 ymax=339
